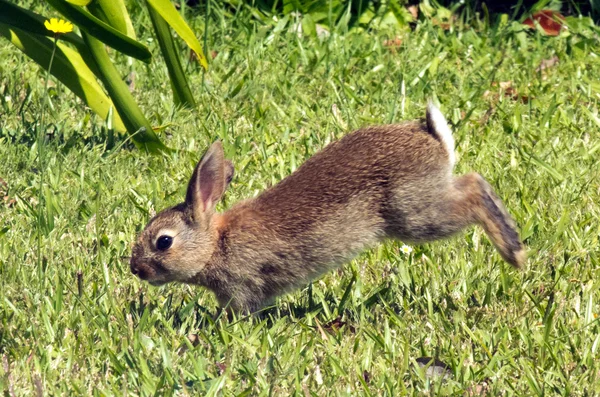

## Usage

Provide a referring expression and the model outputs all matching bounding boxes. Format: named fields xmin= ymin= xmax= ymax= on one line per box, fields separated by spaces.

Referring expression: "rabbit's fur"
xmin=131 ymin=104 xmax=525 ymax=312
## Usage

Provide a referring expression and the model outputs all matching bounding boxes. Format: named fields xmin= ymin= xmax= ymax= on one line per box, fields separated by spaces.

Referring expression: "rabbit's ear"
xmin=186 ymin=141 xmax=226 ymax=223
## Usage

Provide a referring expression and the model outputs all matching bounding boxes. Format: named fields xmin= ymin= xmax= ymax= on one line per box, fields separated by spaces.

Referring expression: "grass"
xmin=1 ymin=3 xmax=600 ymax=395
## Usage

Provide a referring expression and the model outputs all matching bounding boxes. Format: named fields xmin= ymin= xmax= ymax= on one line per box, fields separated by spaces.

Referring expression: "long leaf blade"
xmin=0 ymin=24 xmax=126 ymax=133
xmin=81 ymin=31 xmax=168 ymax=152
xmin=89 ymin=0 xmax=136 ymax=39
xmin=147 ymin=3 xmax=196 ymax=107
xmin=147 ymin=0 xmax=208 ymax=69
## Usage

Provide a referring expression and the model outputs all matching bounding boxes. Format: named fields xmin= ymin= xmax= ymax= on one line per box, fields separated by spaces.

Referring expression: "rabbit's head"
xmin=130 ymin=142 xmax=233 ymax=286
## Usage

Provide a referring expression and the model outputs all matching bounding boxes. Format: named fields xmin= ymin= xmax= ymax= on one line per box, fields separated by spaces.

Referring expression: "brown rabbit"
xmin=130 ymin=103 xmax=526 ymax=312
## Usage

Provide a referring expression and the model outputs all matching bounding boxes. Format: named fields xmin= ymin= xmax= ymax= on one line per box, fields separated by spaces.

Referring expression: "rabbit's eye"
xmin=156 ymin=235 xmax=173 ymax=251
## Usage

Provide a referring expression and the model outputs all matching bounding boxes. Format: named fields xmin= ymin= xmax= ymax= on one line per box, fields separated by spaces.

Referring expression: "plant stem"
xmin=37 ymin=35 xmax=58 ymax=285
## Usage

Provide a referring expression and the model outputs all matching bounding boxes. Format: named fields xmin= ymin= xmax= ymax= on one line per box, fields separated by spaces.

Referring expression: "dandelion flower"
xmin=44 ymin=18 xmax=74 ymax=35
xmin=400 ymin=244 xmax=413 ymax=255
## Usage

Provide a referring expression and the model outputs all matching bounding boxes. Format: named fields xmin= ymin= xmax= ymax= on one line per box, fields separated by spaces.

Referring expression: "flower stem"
xmin=37 ymin=35 xmax=58 ymax=285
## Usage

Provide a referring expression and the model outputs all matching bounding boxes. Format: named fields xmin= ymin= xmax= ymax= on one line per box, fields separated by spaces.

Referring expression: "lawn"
xmin=1 ymin=3 xmax=600 ymax=395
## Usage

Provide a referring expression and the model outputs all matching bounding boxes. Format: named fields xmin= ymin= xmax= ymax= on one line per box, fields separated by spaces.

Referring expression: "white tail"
xmin=426 ymin=102 xmax=456 ymax=168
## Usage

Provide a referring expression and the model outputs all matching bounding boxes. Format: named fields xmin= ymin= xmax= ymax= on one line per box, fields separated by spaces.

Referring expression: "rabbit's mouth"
xmin=131 ymin=264 xmax=168 ymax=286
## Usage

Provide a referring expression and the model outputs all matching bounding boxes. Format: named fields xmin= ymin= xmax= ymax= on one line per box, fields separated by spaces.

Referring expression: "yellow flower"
xmin=44 ymin=18 xmax=74 ymax=34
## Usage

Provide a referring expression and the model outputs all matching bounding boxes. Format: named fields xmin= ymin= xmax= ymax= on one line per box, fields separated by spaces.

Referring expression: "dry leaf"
xmin=465 ymin=380 xmax=491 ymax=396
xmin=383 ymin=37 xmax=403 ymax=50
xmin=432 ymin=19 xmax=451 ymax=30
xmin=0 ymin=178 xmax=15 ymax=207
xmin=322 ymin=316 xmax=356 ymax=334
xmin=485 ymin=81 xmax=530 ymax=103
xmin=432 ymin=14 xmax=456 ymax=31
xmin=536 ymin=56 xmax=559 ymax=72
xmin=215 ymin=361 xmax=227 ymax=375
xmin=523 ymin=10 xmax=565 ymax=36
xmin=314 ymin=318 xmax=330 ymax=341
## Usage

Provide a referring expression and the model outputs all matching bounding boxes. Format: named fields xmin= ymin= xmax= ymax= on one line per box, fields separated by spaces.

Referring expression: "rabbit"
xmin=130 ymin=103 xmax=526 ymax=313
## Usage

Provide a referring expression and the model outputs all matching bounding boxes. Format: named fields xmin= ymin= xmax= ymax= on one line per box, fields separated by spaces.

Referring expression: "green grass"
xmin=1 ymin=4 xmax=600 ymax=395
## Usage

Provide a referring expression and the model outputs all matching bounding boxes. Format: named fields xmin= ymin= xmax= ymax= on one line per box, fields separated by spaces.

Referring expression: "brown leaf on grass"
xmin=505 ymin=88 xmax=530 ymax=103
xmin=432 ymin=14 xmax=457 ymax=31
xmin=484 ymin=81 xmax=530 ymax=103
xmin=465 ymin=380 xmax=491 ymax=396
xmin=0 ymin=178 xmax=15 ymax=207
xmin=536 ymin=56 xmax=559 ymax=72
xmin=314 ymin=318 xmax=330 ymax=341
xmin=523 ymin=10 xmax=565 ymax=36
xmin=383 ymin=37 xmax=403 ymax=50
xmin=322 ymin=316 xmax=356 ymax=334
xmin=432 ymin=19 xmax=451 ymax=30
xmin=215 ymin=361 xmax=227 ymax=375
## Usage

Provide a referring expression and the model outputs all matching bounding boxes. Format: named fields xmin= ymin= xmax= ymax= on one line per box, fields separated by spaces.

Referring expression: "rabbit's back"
xmin=251 ymin=121 xmax=450 ymax=228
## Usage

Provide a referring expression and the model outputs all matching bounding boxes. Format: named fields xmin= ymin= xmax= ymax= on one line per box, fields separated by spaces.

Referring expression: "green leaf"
xmin=45 ymin=0 xmax=152 ymax=63
xmin=388 ymin=0 xmax=415 ymax=27
xmin=87 ymin=0 xmax=136 ymax=39
xmin=0 ymin=24 xmax=126 ymax=133
xmin=65 ymin=0 xmax=91 ymax=5
xmin=146 ymin=3 xmax=195 ymax=107
xmin=146 ymin=0 xmax=208 ymax=69
xmin=81 ymin=31 xmax=168 ymax=153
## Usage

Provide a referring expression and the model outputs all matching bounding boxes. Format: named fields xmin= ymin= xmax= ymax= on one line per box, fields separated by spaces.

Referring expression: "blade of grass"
xmin=81 ymin=31 xmax=167 ymax=152
xmin=146 ymin=2 xmax=196 ymax=108
xmin=146 ymin=0 xmax=208 ymax=69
